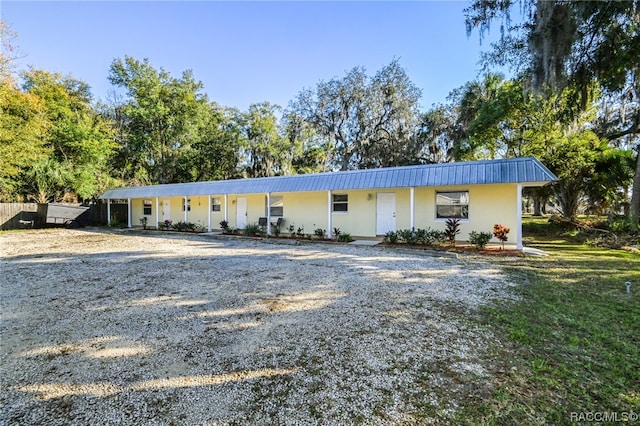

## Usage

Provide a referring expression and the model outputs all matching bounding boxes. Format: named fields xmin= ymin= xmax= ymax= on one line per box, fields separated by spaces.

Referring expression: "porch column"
xmin=409 ymin=187 xmax=415 ymax=229
xmin=184 ymin=196 xmax=188 ymax=223
xmin=127 ymin=198 xmax=132 ymax=228
xmin=327 ymin=190 xmax=333 ymax=239
xmin=517 ymin=183 xmax=523 ymax=250
xmin=207 ymin=196 xmax=212 ymax=232
xmin=224 ymin=194 xmax=228 ymax=222
xmin=266 ymin=192 xmax=272 ymax=235
xmin=106 ymin=199 xmax=111 ymax=226
xmin=155 ymin=197 xmax=160 ymax=229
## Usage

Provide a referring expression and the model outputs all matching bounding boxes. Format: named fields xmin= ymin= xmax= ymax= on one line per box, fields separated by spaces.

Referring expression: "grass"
xmin=455 ymin=217 xmax=640 ymax=425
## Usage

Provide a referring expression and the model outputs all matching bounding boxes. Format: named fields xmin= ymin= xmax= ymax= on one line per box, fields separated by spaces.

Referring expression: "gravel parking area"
xmin=1 ymin=229 xmax=516 ymax=425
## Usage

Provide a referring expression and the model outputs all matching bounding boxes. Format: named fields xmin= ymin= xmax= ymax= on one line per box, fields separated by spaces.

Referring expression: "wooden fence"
xmin=0 ymin=202 xmax=129 ymax=230
xmin=0 ymin=203 xmax=41 ymax=230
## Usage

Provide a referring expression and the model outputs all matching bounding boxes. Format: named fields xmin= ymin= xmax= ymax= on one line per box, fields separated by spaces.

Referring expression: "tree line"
xmin=1 ymin=2 xmax=638 ymax=223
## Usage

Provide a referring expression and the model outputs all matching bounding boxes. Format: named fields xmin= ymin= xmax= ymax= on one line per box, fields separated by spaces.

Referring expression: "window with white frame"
xmin=143 ymin=200 xmax=152 ymax=215
xmin=182 ymin=198 xmax=191 ymax=212
xmin=269 ymin=196 xmax=283 ymax=217
xmin=211 ymin=197 xmax=221 ymax=212
xmin=436 ymin=191 xmax=469 ymax=219
xmin=332 ymin=194 xmax=348 ymax=212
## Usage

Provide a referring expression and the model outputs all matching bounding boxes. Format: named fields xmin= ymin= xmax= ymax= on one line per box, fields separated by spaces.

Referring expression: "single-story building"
xmin=100 ymin=157 xmax=557 ymax=250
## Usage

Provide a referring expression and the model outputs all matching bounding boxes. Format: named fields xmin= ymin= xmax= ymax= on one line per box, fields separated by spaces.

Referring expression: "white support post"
xmin=155 ymin=197 xmax=160 ymax=229
xmin=207 ymin=196 xmax=212 ymax=232
xmin=127 ymin=198 xmax=132 ymax=228
xmin=184 ymin=196 xmax=188 ymax=223
xmin=327 ymin=190 xmax=333 ymax=239
xmin=106 ymin=199 xmax=111 ymax=226
xmin=224 ymin=194 xmax=228 ymax=223
xmin=266 ymin=193 xmax=272 ymax=235
xmin=517 ymin=183 xmax=523 ymax=251
xmin=409 ymin=187 xmax=415 ymax=230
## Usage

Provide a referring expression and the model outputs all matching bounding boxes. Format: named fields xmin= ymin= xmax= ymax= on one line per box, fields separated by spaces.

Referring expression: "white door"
xmin=376 ymin=193 xmax=396 ymax=235
xmin=162 ymin=200 xmax=171 ymax=222
xmin=236 ymin=197 xmax=247 ymax=229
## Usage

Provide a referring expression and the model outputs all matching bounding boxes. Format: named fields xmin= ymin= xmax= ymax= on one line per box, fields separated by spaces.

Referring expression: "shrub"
xmin=469 ymin=231 xmax=492 ymax=249
xmin=333 ymin=227 xmax=342 ymax=241
xmin=415 ymin=227 xmax=445 ymax=246
xmin=139 ymin=217 xmax=148 ymax=230
xmin=172 ymin=221 xmax=197 ymax=232
xmin=314 ymin=228 xmax=326 ymax=238
xmin=384 ymin=230 xmax=399 ymax=244
xmin=244 ymin=223 xmax=262 ymax=236
xmin=109 ymin=219 xmax=123 ymax=228
xmin=398 ymin=228 xmax=417 ymax=245
xmin=219 ymin=220 xmax=231 ymax=233
xmin=493 ymin=224 xmax=510 ymax=249
xmin=338 ymin=233 xmax=353 ymax=242
xmin=288 ymin=224 xmax=296 ymax=237
xmin=444 ymin=218 xmax=461 ymax=246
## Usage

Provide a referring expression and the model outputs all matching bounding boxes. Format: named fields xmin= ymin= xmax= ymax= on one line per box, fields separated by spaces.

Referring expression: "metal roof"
xmin=100 ymin=157 xmax=557 ymax=199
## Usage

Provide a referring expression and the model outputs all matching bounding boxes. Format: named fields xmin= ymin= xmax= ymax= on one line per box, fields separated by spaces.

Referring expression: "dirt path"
xmin=1 ymin=229 xmax=515 ymax=425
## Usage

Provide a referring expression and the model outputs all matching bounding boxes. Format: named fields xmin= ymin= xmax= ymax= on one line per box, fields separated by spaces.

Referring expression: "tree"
xmin=0 ymin=20 xmax=21 ymax=80
xmin=21 ymin=69 xmax=116 ymax=201
xmin=415 ymin=105 xmax=457 ymax=164
xmin=281 ymin=110 xmax=330 ymax=174
xmin=178 ymin=104 xmax=243 ymax=182
xmin=291 ymin=59 xmax=422 ymax=170
xmin=465 ymin=0 xmax=640 ymax=222
xmin=0 ymin=80 xmax=49 ymax=201
xmin=240 ymin=102 xmax=291 ymax=178
xmin=108 ymin=56 xmax=209 ymax=184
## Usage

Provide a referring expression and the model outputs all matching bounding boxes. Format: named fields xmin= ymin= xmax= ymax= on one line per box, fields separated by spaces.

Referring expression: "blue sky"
xmin=2 ymin=1 xmax=504 ymax=111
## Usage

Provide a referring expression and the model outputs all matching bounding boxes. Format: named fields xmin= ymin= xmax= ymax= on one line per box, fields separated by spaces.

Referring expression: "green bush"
xmin=314 ymin=228 xmax=326 ymax=238
xmin=385 ymin=228 xmax=445 ymax=246
xmin=398 ymin=229 xmax=417 ymax=245
xmin=338 ymin=233 xmax=353 ymax=242
xmin=244 ymin=223 xmax=262 ymax=236
xmin=415 ymin=228 xmax=445 ymax=245
xmin=383 ymin=230 xmax=399 ymax=244
xmin=172 ymin=221 xmax=197 ymax=232
xmin=469 ymin=231 xmax=492 ymax=249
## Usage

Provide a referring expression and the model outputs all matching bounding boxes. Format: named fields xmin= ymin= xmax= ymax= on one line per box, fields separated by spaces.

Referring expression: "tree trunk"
xmin=533 ymin=194 xmax=543 ymax=216
xmin=631 ymin=149 xmax=640 ymax=224
xmin=554 ymin=182 xmax=580 ymax=219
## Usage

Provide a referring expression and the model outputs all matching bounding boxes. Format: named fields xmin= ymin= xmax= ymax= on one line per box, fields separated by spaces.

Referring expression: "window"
xmin=143 ymin=200 xmax=152 ymax=216
xmin=436 ymin=191 xmax=469 ymax=219
xmin=212 ymin=197 xmax=221 ymax=212
xmin=332 ymin=194 xmax=348 ymax=212
xmin=269 ymin=196 xmax=283 ymax=217
xmin=182 ymin=198 xmax=191 ymax=212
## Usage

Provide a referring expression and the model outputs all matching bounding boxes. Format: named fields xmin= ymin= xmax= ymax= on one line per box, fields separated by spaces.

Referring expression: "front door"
xmin=376 ymin=193 xmax=396 ymax=235
xmin=236 ymin=197 xmax=247 ymax=229
xmin=162 ymin=200 xmax=171 ymax=222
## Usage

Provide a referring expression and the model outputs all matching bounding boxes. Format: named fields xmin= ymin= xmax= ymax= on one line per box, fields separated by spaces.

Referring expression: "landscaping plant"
xmin=493 ymin=223 xmax=510 ymax=249
xmin=469 ymin=230 xmax=492 ymax=249
xmin=444 ymin=218 xmax=461 ymax=247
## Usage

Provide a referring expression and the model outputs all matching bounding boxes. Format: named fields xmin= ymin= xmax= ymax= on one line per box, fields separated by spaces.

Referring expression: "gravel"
xmin=0 ymin=228 xmax=518 ymax=425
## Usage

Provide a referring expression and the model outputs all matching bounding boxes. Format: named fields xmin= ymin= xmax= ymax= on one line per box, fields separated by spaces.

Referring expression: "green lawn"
xmin=458 ymin=217 xmax=640 ymax=424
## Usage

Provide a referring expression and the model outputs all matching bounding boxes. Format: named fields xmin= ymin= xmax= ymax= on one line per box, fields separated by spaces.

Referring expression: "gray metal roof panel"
xmin=100 ymin=157 xmax=558 ymax=199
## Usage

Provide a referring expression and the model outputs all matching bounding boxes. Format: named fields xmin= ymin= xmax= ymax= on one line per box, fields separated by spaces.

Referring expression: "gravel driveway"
xmin=1 ymin=229 xmax=516 ymax=425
